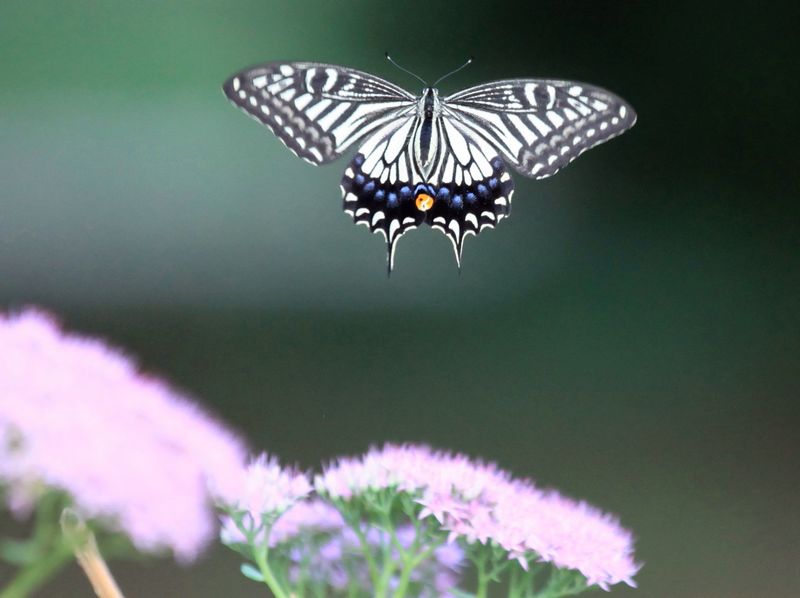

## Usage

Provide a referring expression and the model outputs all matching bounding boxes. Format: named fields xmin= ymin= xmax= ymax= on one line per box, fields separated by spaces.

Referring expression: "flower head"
xmin=495 ymin=487 xmax=639 ymax=589
xmin=220 ymin=454 xmax=311 ymax=537
xmin=0 ymin=308 xmax=248 ymax=561
xmin=315 ymin=443 xmax=639 ymax=590
xmin=315 ymin=443 xmax=510 ymax=501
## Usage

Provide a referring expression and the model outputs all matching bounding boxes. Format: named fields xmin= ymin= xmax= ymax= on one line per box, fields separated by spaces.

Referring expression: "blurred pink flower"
xmin=316 ymin=443 xmax=640 ymax=590
xmin=0 ymin=308 xmax=248 ymax=561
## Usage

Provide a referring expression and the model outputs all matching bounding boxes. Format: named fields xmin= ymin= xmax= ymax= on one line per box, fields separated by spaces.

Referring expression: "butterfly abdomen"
xmin=419 ymin=90 xmax=435 ymax=162
xmin=411 ymin=88 xmax=443 ymax=179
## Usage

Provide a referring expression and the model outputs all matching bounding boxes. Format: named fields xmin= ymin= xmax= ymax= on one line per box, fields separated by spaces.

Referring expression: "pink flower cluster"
xmin=0 ymin=309 xmax=248 ymax=561
xmin=224 ymin=454 xmax=312 ymax=525
xmin=316 ymin=444 xmax=639 ymax=590
xmin=314 ymin=443 xmax=511 ymax=501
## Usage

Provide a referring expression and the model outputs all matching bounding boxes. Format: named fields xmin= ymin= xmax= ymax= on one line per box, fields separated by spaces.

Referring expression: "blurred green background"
xmin=1 ymin=0 xmax=798 ymax=596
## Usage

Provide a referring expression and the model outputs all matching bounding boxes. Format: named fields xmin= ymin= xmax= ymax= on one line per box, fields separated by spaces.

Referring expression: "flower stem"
xmin=374 ymin=549 xmax=398 ymax=598
xmin=347 ymin=519 xmax=381 ymax=591
xmin=0 ymin=540 xmax=73 ymax=598
xmin=533 ymin=568 xmax=587 ymax=598
xmin=60 ymin=508 xmax=124 ymax=598
xmin=392 ymin=542 xmax=439 ymax=598
xmin=474 ymin=551 xmax=490 ymax=598
xmin=508 ymin=565 xmax=522 ymax=598
xmin=253 ymin=544 xmax=290 ymax=598
xmin=0 ymin=492 xmax=75 ymax=598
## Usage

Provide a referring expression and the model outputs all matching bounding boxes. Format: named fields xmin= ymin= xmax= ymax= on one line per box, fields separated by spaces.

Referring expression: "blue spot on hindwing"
xmin=341 ymin=149 xmax=514 ymax=273
xmin=414 ymin=183 xmax=433 ymax=197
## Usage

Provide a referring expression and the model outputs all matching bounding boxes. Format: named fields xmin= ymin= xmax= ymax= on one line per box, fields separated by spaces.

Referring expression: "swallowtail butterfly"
xmin=223 ymin=59 xmax=636 ymax=273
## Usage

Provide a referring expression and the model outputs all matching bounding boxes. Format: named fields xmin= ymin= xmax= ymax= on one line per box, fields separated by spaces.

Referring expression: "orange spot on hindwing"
xmin=415 ymin=193 xmax=435 ymax=211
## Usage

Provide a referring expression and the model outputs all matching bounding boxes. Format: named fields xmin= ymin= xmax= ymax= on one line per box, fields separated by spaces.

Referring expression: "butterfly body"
xmin=223 ymin=61 xmax=636 ymax=272
xmin=414 ymin=88 xmax=440 ymax=176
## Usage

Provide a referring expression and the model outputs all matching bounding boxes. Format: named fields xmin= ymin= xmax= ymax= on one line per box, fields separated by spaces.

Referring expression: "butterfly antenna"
xmin=385 ymin=52 xmax=427 ymax=87
xmin=432 ymin=56 xmax=474 ymax=88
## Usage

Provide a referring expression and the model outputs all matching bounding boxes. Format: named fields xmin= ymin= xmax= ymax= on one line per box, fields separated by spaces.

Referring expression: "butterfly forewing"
xmin=223 ymin=62 xmax=415 ymax=165
xmin=445 ymin=80 xmax=636 ymax=179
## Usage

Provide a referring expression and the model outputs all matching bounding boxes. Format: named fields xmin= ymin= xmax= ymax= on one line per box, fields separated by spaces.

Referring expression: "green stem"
xmin=392 ymin=561 xmax=413 ymax=598
xmin=252 ymin=544 xmax=290 ymax=598
xmin=0 ymin=541 xmax=73 ymax=598
xmin=0 ymin=492 xmax=74 ymax=598
xmin=374 ymin=549 xmax=398 ymax=598
xmin=533 ymin=569 xmax=587 ymax=598
xmin=1 ymin=493 xmax=63 ymax=567
xmin=508 ymin=564 xmax=522 ymax=598
xmin=348 ymin=520 xmax=381 ymax=591
xmin=475 ymin=551 xmax=490 ymax=598
xmin=346 ymin=579 xmax=361 ymax=598
xmin=392 ymin=542 xmax=440 ymax=598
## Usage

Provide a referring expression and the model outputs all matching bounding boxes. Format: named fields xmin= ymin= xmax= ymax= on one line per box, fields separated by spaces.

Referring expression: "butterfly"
xmin=223 ymin=59 xmax=636 ymax=273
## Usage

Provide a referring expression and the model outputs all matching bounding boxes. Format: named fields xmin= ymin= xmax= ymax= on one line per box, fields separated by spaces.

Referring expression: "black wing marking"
xmin=341 ymin=114 xmax=513 ymax=272
xmin=340 ymin=116 xmax=425 ymax=274
xmin=445 ymin=80 xmax=636 ymax=179
xmin=427 ymin=116 xmax=513 ymax=267
xmin=223 ymin=62 xmax=415 ymax=165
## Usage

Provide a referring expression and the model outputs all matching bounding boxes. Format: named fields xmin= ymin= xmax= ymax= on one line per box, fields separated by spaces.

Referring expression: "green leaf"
xmin=240 ymin=562 xmax=264 ymax=582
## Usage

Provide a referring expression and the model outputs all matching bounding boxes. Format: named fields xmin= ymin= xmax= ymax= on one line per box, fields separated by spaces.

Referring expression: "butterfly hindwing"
xmin=341 ymin=154 xmax=426 ymax=274
xmin=340 ymin=117 xmax=426 ymax=273
xmin=427 ymin=118 xmax=514 ymax=265
xmin=445 ymin=80 xmax=636 ymax=179
xmin=341 ymin=113 xmax=513 ymax=271
xmin=223 ymin=62 xmax=415 ymax=165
